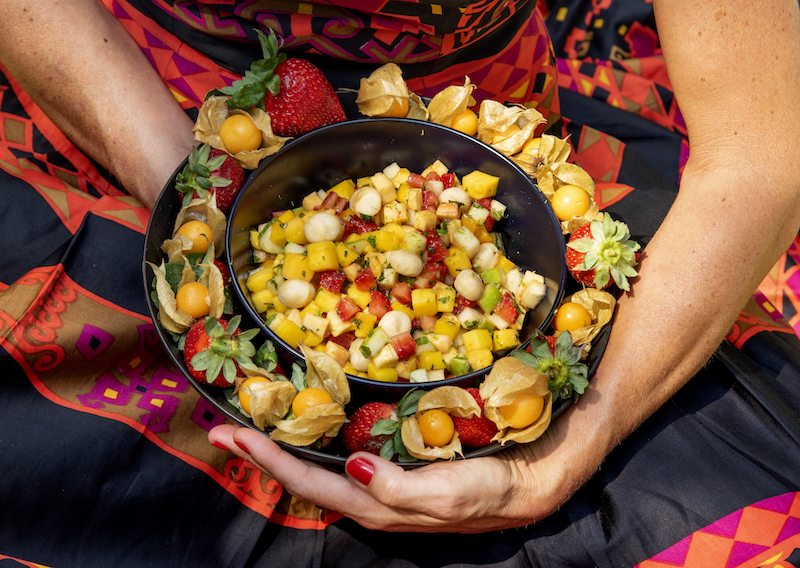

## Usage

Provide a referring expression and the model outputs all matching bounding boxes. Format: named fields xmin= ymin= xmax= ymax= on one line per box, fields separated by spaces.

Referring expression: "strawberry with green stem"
xmin=342 ymin=389 xmax=424 ymax=461
xmin=566 ymin=212 xmax=640 ymax=290
xmin=207 ymin=29 xmax=346 ymax=137
xmin=183 ymin=315 xmax=259 ymax=387
xmin=175 ymin=144 xmax=245 ymax=213
xmin=515 ymin=331 xmax=589 ymax=401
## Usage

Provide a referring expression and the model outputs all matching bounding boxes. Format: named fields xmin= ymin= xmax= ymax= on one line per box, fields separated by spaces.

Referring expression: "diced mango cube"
xmin=390 ymin=301 xmax=416 ymax=321
xmin=283 ymin=217 xmax=307 ymax=244
xmin=462 ymin=329 xmax=493 ymax=352
xmin=276 ymin=209 xmax=295 ymax=224
xmin=367 ymin=362 xmax=399 ymax=382
xmin=462 ymin=170 xmax=500 ymax=200
xmin=467 ymin=348 xmax=494 ymax=371
xmin=422 ymin=160 xmax=448 ymax=178
xmin=434 ymin=283 xmax=456 ymax=313
xmin=434 ymin=314 xmax=460 ymax=339
xmin=273 ymin=319 xmax=305 ymax=348
xmin=443 ymin=247 xmax=472 ymax=277
xmin=497 ymin=254 xmax=516 ymax=272
xmin=314 ymin=289 xmax=341 ymax=312
xmin=375 ymin=224 xmax=404 ymax=251
xmin=329 ymin=178 xmax=356 ymax=199
xmin=250 ymin=288 xmax=274 ymax=313
xmin=417 ymin=350 xmax=446 ymax=371
xmin=246 ymin=265 xmax=274 ymax=293
xmin=347 ymin=285 xmax=372 ymax=309
xmin=303 ymin=331 xmax=324 ymax=347
xmin=336 ymin=242 xmax=359 ymax=267
xmin=493 ymin=329 xmax=520 ymax=351
xmin=307 ymin=241 xmax=339 ymax=271
xmin=282 ymin=253 xmax=314 ymax=281
xmin=411 ymin=288 xmax=438 ymax=317
xmin=299 ymin=301 xmax=323 ymax=320
xmin=353 ymin=311 xmax=378 ymax=338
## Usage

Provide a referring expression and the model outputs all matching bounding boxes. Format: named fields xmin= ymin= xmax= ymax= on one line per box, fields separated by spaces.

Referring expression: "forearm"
xmin=512 ymin=0 xmax=800 ymax=514
xmin=0 ymin=0 xmax=195 ymax=208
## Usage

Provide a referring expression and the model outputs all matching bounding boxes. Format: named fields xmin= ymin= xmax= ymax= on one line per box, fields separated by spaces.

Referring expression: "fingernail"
xmin=211 ymin=441 xmax=229 ymax=451
xmin=346 ymin=457 xmax=374 ymax=486
xmin=235 ymin=440 xmax=250 ymax=455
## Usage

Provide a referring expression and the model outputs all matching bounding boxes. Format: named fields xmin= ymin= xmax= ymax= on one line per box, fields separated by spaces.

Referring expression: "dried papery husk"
xmin=556 ymin=289 xmax=616 ymax=348
xmin=560 ymin=202 xmax=604 ymax=235
xmin=145 ymin=261 xmax=196 ymax=333
xmin=161 ymin=235 xmax=194 ymax=262
xmin=269 ymin=402 xmax=346 ymax=447
xmin=479 ymin=357 xmax=553 ymax=445
xmin=172 ymin=194 xmax=227 ymax=257
xmin=537 ymin=134 xmax=572 ymax=166
xmin=238 ymin=376 xmax=296 ymax=430
xmin=355 ymin=63 xmax=411 ymax=118
xmin=476 ymin=100 xmax=546 ymax=156
xmin=201 ymin=256 xmax=227 ymax=319
xmin=427 ymin=76 xmax=476 ymax=128
xmin=400 ymin=416 xmax=463 ymax=461
xmin=406 ymin=93 xmax=429 ymax=121
xmin=537 ymin=161 xmax=596 ymax=202
xmin=416 ymin=386 xmax=481 ymax=419
xmin=193 ymin=96 xmax=290 ymax=169
xmin=299 ymin=344 xmax=351 ymax=406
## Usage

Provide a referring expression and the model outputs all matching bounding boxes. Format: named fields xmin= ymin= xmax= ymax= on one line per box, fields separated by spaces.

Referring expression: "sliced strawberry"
xmin=317 ymin=191 xmax=340 ymax=211
xmin=391 ymin=332 xmax=417 ymax=360
xmin=336 ymin=296 xmax=360 ymax=321
xmin=422 ymin=190 xmax=438 ymax=212
xmin=565 ymin=213 xmax=640 ymax=290
xmin=494 ymin=291 xmax=520 ymax=325
xmin=453 ymin=295 xmax=477 ymax=315
xmin=476 ymin=198 xmax=495 ymax=231
xmin=318 ymin=270 xmax=346 ymax=294
xmin=424 ymin=260 xmax=447 ymax=281
xmin=452 ymin=387 xmax=498 ymax=448
xmin=406 ymin=172 xmax=426 ymax=188
xmin=423 ymin=229 xmax=448 ymax=262
xmin=425 ymin=171 xmax=441 ymax=183
xmin=354 ymin=269 xmax=377 ymax=291
xmin=343 ymin=216 xmax=378 ymax=237
xmin=328 ymin=331 xmax=356 ymax=349
xmin=411 ymin=269 xmax=436 ymax=289
xmin=441 ymin=173 xmax=457 ymax=189
xmin=391 ymin=282 xmax=413 ymax=305
xmin=368 ymin=291 xmax=391 ymax=319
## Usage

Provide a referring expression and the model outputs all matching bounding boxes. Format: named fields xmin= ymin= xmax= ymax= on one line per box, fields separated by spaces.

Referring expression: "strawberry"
xmin=451 ymin=387 xmax=498 ymax=448
xmin=516 ymin=331 xmax=589 ymax=401
xmin=209 ymin=30 xmax=345 ymax=137
xmin=175 ymin=144 xmax=245 ymax=213
xmin=183 ymin=316 xmax=259 ymax=387
xmin=342 ymin=401 xmax=397 ymax=456
xmin=341 ymin=389 xmax=424 ymax=460
xmin=565 ymin=212 xmax=640 ymax=291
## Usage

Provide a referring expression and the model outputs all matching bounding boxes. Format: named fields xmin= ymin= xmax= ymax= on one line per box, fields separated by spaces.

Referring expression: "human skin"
xmin=0 ymin=0 xmax=195 ymax=209
xmin=3 ymin=0 xmax=796 ymax=536
xmin=209 ymin=0 xmax=800 ymax=532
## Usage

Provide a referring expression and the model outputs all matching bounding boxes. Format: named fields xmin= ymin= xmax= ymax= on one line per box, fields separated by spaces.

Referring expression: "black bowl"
xmin=227 ymin=118 xmax=568 ymax=399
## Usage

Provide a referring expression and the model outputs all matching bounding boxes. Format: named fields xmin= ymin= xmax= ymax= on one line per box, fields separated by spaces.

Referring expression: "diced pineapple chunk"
xmin=246 ymin=265 xmax=274 ymax=292
xmin=373 ymin=343 xmax=400 ymax=369
xmin=328 ymin=178 xmax=356 ymax=199
xmin=303 ymin=312 xmax=330 ymax=338
xmin=411 ymin=288 xmax=438 ymax=317
xmin=493 ymin=329 xmax=520 ymax=351
xmin=462 ymin=329 xmax=493 ymax=352
xmin=405 ymin=186 xmax=423 ymax=211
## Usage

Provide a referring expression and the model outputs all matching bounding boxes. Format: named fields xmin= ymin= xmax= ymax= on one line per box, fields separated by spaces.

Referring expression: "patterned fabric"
xmin=1 ymin=0 xmax=799 ymax=566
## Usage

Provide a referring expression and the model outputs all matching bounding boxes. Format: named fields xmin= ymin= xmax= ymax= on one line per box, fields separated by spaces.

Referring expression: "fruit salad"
xmin=243 ymin=159 xmax=549 ymax=383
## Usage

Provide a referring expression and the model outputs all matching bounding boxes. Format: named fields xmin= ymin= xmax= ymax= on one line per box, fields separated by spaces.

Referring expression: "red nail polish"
xmin=235 ymin=440 xmax=250 ymax=454
xmin=346 ymin=457 xmax=374 ymax=486
xmin=211 ymin=441 xmax=229 ymax=451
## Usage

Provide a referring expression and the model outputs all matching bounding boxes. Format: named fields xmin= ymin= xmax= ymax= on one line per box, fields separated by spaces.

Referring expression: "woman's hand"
xmin=209 ymin=397 xmax=606 ymax=533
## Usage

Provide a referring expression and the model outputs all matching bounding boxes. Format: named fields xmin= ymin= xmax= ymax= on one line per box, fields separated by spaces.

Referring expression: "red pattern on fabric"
xmin=636 ymin=492 xmax=800 ymax=568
